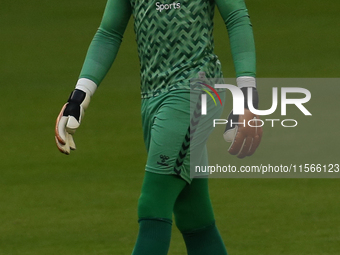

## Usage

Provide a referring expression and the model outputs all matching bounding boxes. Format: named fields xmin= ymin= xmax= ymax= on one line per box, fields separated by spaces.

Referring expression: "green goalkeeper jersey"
xmin=131 ymin=0 xmax=221 ymax=97
xmin=79 ymin=0 xmax=256 ymax=98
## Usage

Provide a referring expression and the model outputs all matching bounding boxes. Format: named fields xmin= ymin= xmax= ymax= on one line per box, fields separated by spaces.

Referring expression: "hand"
xmin=223 ymin=109 xmax=262 ymax=158
xmin=55 ymin=89 xmax=90 ymax=155
xmin=223 ymin=86 xmax=262 ymax=158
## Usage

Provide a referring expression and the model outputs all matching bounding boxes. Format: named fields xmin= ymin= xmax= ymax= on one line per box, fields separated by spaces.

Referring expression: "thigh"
xmin=173 ymin=177 xmax=215 ymax=232
xmin=138 ymin=171 xmax=187 ymax=220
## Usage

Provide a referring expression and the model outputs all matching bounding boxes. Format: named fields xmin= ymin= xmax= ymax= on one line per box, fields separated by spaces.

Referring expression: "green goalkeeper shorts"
xmin=141 ymin=89 xmax=225 ymax=183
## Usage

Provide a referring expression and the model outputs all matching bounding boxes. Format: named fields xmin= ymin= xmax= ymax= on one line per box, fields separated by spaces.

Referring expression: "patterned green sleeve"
xmin=79 ymin=0 xmax=131 ymax=85
xmin=215 ymin=0 xmax=256 ymax=77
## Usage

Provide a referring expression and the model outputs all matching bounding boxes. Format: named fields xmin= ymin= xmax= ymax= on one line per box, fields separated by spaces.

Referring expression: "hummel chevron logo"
xmin=157 ymin=154 xmax=170 ymax=166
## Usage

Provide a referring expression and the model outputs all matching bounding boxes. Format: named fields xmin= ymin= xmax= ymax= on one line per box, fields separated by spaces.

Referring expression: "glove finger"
xmin=228 ymin=111 xmax=250 ymax=156
xmin=228 ymin=128 xmax=246 ymax=155
xmin=55 ymin=136 xmax=70 ymax=155
xmin=248 ymin=135 xmax=260 ymax=156
xmin=55 ymin=104 xmax=68 ymax=145
xmin=67 ymin=133 xmax=76 ymax=150
xmin=237 ymin=136 xmax=253 ymax=159
xmin=247 ymin=125 xmax=263 ymax=156
xmin=65 ymin=116 xmax=78 ymax=150
xmin=238 ymin=114 xmax=263 ymax=157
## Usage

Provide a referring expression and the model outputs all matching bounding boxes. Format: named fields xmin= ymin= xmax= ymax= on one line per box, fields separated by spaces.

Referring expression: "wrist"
xmin=236 ymin=76 xmax=256 ymax=88
xmin=75 ymin=78 xmax=97 ymax=97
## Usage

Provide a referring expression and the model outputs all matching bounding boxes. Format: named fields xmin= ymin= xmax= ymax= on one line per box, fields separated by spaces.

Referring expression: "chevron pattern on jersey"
xmin=173 ymin=92 xmax=202 ymax=175
xmin=130 ymin=0 xmax=223 ymax=98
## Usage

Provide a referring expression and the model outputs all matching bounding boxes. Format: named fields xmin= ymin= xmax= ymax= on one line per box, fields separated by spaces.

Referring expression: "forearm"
xmin=227 ymin=8 xmax=256 ymax=78
xmin=79 ymin=28 xmax=123 ymax=85
xmin=215 ymin=0 xmax=256 ymax=78
xmin=78 ymin=0 xmax=131 ymax=86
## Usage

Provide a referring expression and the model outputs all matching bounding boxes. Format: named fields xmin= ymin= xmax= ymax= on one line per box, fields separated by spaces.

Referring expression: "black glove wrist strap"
xmin=63 ymin=89 xmax=86 ymax=119
xmin=241 ymin=87 xmax=259 ymax=110
xmin=68 ymin=89 xmax=86 ymax=104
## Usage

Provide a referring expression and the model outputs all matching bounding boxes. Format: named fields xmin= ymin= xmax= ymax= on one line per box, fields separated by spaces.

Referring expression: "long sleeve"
xmin=215 ymin=0 xmax=256 ymax=77
xmin=79 ymin=0 xmax=132 ymax=85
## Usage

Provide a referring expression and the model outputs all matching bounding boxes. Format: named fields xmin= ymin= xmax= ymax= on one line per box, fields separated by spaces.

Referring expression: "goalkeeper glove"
xmin=55 ymin=88 xmax=90 ymax=154
xmin=223 ymin=79 xmax=263 ymax=158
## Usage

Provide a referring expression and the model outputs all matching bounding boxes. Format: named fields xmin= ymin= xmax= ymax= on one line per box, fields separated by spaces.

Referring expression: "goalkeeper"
xmin=55 ymin=0 xmax=262 ymax=254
